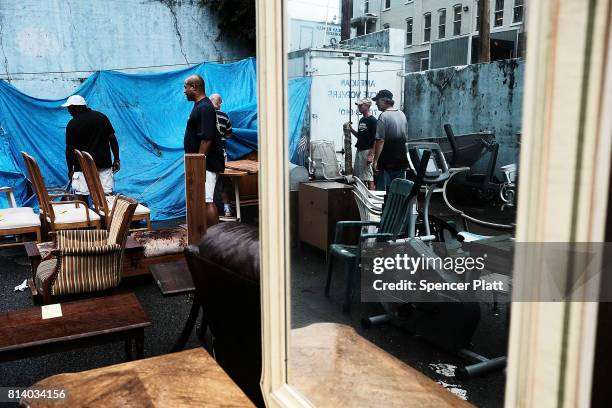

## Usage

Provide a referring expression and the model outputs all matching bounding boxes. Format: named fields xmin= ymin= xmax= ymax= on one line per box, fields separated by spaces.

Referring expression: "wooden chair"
xmin=21 ymin=152 xmax=101 ymax=234
xmin=75 ymin=150 xmax=151 ymax=231
xmin=0 ymin=186 xmax=42 ymax=243
xmin=34 ymin=195 xmax=138 ymax=304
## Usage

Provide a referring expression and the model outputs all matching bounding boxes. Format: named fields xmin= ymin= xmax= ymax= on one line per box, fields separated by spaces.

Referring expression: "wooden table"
xmin=149 ymin=259 xmax=198 ymax=352
xmin=20 ymin=348 xmax=254 ymax=407
xmin=290 ymin=323 xmax=474 ymax=407
xmin=0 ymin=293 xmax=150 ymax=364
xmin=149 ymin=260 xmax=201 ymax=352
xmin=149 ymin=259 xmax=195 ymax=296
xmin=218 ymin=169 xmax=251 ymax=222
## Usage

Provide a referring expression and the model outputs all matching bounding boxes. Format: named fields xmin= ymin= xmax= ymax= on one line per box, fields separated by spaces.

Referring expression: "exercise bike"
xmin=361 ymin=141 xmax=508 ymax=379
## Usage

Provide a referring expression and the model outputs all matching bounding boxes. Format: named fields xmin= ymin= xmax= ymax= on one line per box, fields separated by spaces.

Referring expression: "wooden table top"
xmin=149 ymin=260 xmax=195 ymax=296
xmin=290 ymin=323 xmax=474 ymax=408
xmin=0 ymin=293 xmax=150 ymax=353
xmin=21 ymin=348 xmax=255 ymax=407
xmin=225 ymin=159 xmax=258 ymax=174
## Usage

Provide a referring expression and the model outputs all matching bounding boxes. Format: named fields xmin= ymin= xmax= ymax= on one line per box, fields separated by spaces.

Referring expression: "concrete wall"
xmin=341 ymin=28 xmax=405 ymax=54
xmin=404 ymin=59 xmax=523 ymax=169
xmin=0 ymin=0 xmax=251 ymax=98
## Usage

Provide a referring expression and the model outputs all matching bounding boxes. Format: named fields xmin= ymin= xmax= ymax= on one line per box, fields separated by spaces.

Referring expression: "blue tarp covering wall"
xmin=0 ymin=58 xmax=311 ymax=220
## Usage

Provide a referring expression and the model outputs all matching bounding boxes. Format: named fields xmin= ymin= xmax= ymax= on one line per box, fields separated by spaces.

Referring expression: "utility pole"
xmin=341 ymin=0 xmax=352 ymax=41
xmin=477 ymin=0 xmax=490 ymax=62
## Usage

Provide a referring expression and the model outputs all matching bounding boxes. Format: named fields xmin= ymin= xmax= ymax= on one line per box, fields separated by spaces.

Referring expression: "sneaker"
xmin=224 ymin=209 xmax=233 ymax=217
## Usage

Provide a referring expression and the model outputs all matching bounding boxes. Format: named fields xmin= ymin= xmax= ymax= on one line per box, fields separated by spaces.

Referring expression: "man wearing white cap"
xmin=63 ymin=95 xmax=120 ymax=201
xmin=344 ymin=97 xmax=377 ymax=189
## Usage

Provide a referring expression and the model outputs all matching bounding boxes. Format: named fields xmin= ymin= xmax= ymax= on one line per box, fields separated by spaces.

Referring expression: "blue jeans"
xmin=376 ymin=169 xmax=406 ymax=191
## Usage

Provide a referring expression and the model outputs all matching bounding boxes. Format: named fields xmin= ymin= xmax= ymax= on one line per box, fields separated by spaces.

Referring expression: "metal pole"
xmin=365 ymin=55 xmax=370 ymax=98
xmin=348 ymin=57 xmax=353 ymax=124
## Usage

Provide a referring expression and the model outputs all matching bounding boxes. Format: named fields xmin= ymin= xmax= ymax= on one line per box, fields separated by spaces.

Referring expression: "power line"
xmin=0 ymin=57 xmax=245 ymax=77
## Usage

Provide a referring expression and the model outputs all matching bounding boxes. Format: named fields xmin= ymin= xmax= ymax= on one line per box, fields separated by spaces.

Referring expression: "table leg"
xmin=125 ymin=339 xmax=133 ymax=361
xmin=135 ymin=330 xmax=145 ymax=359
xmin=172 ymin=295 xmax=201 ymax=352
xmin=233 ymin=177 xmax=241 ymax=222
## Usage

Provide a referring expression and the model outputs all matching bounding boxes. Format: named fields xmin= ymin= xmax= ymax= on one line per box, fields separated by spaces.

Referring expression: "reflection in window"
xmin=423 ymin=13 xmax=431 ymax=43
xmin=406 ymin=18 xmax=413 ymax=46
xmin=495 ymin=0 xmax=504 ymax=27
xmin=513 ymin=0 xmax=524 ymax=23
xmin=453 ymin=4 xmax=462 ymax=35
xmin=438 ymin=9 xmax=446 ymax=39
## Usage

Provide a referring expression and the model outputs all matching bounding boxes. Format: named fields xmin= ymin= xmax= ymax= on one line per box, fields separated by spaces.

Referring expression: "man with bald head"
xmin=183 ymin=74 xmax=224 ymax=225
xmin=209 ymin=93 xmax=235 ymax=217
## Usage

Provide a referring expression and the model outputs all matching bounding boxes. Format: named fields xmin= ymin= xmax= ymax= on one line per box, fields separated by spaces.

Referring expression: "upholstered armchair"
xmin=35 ymin=195 xmax=137 ymax=304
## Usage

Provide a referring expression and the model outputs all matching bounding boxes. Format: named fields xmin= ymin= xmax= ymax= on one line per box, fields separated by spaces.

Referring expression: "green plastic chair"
xmin=325 ymin=152 xmax=431 ymax=313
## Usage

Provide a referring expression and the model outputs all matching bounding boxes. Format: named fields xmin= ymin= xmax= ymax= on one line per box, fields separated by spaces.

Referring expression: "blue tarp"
xmin=0 ymin=58 xmax=311 ymax=220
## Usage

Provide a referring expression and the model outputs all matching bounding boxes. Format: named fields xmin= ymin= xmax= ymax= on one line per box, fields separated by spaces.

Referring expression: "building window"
xmin=513 ymin=0 xmax=524 ymax=23
xmin=406 ymin=18 xmax=413 ymax=46
xmin=453 ymin=4 xmax=462 ymax=36
xmin=364 ymin=0 xmax=369 ymax=13
xmin=438 ymin=9 xmax=446 ymax=39
xmin=384 ymin=0 xmax=391 ymax=10
xmin=495 ymin=0 xmax=504 ymax=27
xmin=423 ymin=13 xmax=431 ymax=42
xmin=420 ymin=57 xmax=429 ymax=71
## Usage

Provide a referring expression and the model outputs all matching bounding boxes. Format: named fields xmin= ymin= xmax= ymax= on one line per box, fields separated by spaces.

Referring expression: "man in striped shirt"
xmin=210 ymin=93 xmax=234 ymax=217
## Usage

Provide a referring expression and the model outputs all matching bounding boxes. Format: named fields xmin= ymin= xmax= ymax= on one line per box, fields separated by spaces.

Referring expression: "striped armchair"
xmin=35 ymin=195 xmax=138 ymax=304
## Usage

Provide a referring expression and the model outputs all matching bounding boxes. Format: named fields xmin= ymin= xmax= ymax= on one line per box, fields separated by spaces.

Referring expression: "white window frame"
xmin=423 ymin=12 xmax=431 ymax=43
xmin=419 ymin=57 xmax=429 ymax=71
xmin=383 ymin=0 xmax=391 ymax=11
xmin=405 ymin=17 xmax=413 ymax=46
xmin=257 ymin=1 xmax=612 ymax=407
xmin=363 ymin=0 xmax=369 ymax=14
xmin=453 ymin=4 xmax=462 ymax=36
xmin=438 ymin=8 xmax=446 ymax=39
xmin=494 ymin=0 xmax=504 ymax=27
xmin=513 ymin=0 xmax=524 ymax=23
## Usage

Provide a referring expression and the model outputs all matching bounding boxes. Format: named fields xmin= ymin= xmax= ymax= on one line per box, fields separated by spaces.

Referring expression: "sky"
xmin=288 ymin=0 xmax=340 ymax=23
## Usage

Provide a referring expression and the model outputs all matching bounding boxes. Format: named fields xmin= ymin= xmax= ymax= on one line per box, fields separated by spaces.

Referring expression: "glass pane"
xmin=287 ymin=0 xmax=527 ymax=406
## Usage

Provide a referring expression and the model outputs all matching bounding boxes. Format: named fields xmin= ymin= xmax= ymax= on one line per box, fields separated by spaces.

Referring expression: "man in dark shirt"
xmin=344 ymin=97 xmax=377 ymax=190
xmin=371 ymin=89 xmax=409 ymax=191
xmin=63 ymin=95 xmax=120 ymax=202
xmin=210 ymin=93 xmax=235 ymax=218
xmin=183 ymin=74 xmax=224 ymax=226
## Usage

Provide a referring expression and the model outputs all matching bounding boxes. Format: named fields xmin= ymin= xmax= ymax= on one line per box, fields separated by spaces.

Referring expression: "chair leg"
xmin=35 ymin=228 xmax=41 ymax=242
xmin=342 ymin=258 xmax=357 ymax=314
xmin=325 ymin=253 xmax=334 ymax=297
xmin=146 ymin=215 xmax=151 ymax=230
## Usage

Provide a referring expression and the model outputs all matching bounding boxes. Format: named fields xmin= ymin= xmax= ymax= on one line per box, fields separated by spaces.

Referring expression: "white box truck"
xmin=289 ymin=48 xmax=405 ymax=173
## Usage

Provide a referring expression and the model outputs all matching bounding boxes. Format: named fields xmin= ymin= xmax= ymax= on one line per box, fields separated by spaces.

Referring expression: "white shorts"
xmin=354 ymin=149 xmax=374 ymax=181
xmin=72 ymin=168 xmax=114 ymax=195
xmin=205 ymin=170 xmax=218 ymax=203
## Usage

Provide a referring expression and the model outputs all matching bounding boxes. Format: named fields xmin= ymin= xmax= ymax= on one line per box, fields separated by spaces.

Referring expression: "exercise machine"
xmin=362 ymin=141 xmax=508 ymax=379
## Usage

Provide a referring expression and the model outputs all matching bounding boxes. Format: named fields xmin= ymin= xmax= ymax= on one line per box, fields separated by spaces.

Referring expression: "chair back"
xmin=310 ymin=140 xmax=342 ymax=180
xmin=20 ymin=152 xmax=55 ymax=222
xmin=184 ymin=222 xmax=263 ymax=407
xmin=76 ymin=150 xmax=110 ymax=216
xmin=377 ymin=178 xmax=418 ymax=238
xmin=107 ymin=195 xmax=137 ymax=246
